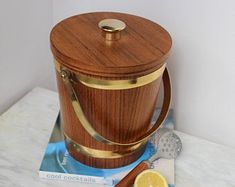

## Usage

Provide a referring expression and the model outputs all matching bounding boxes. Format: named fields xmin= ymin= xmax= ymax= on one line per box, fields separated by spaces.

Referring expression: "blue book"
xmin=39 ymin=109 xmax=175 ymax=187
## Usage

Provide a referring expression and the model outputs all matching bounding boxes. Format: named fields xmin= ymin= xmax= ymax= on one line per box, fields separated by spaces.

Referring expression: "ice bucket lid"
xmin=50 ymin=12 xmax=172 ymax=78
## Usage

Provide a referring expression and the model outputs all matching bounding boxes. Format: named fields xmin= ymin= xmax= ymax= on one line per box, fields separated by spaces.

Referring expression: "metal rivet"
xmin=61 ymin=70 xmax=68 ymax=79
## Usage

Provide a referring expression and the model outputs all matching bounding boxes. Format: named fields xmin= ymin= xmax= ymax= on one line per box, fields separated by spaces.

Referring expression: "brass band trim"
xmin=55 ymin=60 xmax=166 ymax=90
xmin=64 ymin=132 xmax=146 ymax=159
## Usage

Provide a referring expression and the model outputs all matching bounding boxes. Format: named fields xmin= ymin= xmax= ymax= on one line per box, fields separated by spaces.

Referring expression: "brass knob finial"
xmin=98 ymin=19 xmax=126 ymax=41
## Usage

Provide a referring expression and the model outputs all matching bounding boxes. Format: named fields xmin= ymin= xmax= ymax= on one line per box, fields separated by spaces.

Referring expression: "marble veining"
xmin=175 ymin=131 xmax=235 ymax=187
xmin=0 ymin=87 xmax=235 ymax=187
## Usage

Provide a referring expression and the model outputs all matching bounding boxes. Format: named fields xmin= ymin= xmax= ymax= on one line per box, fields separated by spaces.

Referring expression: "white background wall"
xmin=1 ymin=0 xmax=235 ymax=148
xmin=0 ymin=0 xmax=56 ymax=114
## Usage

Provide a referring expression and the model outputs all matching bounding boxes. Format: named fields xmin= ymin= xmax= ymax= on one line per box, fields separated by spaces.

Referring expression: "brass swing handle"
xmin=59 ymin=65 xmax=171 ymax=146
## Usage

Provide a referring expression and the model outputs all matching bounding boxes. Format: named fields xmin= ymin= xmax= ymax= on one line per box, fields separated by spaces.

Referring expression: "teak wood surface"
xmin=51 ymin=12 xmax=172 ymax=78
xmin=51 ymin=12 xmax=172 ymax=168
xmin=57 ymin=71 xmax=162 ymax=168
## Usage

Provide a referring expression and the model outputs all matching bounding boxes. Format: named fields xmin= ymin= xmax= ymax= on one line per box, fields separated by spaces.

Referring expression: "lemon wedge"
xmin=134 ymin=169 xmax=168 ymax=187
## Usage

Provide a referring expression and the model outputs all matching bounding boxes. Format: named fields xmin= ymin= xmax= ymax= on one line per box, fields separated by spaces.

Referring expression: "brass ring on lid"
xmin=98 ymin=19 xmax=126 ymax=41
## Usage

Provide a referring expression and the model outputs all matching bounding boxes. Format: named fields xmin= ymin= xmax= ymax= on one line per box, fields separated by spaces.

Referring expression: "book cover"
xmin=39 ymin=109 xmax=175 ymax=187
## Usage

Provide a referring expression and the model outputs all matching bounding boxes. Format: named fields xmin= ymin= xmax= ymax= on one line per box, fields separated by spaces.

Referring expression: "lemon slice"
xmin=134 ymin=169 xmax=168 ymax=187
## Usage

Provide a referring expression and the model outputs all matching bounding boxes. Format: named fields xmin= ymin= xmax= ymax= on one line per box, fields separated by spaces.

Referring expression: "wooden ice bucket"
xmin=50 ymin=12 xmax=172 ymax=168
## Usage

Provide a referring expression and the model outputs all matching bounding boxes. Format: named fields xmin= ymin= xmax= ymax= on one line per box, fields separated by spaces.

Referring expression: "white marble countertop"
xmin=0 ymin=87 xmax=234 ymax=187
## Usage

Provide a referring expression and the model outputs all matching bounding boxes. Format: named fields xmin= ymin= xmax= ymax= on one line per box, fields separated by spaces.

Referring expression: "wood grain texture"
xmin=50 ymin=12 xmax=172 ymax=78
xmin=51 ymin=12 xmax=172 ymax=168
xmin=115 ymin=161 xmax=150 ymax=187
xmin=56 ymin=71 xmax=162 ymax=168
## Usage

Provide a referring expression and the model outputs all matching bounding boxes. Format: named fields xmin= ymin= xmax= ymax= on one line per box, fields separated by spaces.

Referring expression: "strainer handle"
xmin=115 ymin=161 xmax=150 ymax=187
